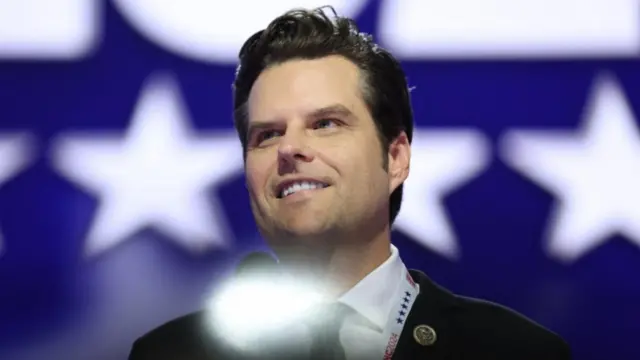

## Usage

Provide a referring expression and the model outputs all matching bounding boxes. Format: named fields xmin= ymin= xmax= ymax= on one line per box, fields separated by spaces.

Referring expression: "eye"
xmin=313 ymin=118 xmax=339 ymax=129
xmin=255 ymin=129 xmax=282 ymax=144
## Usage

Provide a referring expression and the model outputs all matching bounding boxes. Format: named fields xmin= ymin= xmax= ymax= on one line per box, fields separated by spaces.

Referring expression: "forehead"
xmin=247 ymin=55 xmax=366 ymax=121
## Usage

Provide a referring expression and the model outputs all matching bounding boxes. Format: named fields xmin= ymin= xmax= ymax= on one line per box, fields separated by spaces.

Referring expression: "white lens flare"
xmin=205 ymin=277 xmax=324 ymax=349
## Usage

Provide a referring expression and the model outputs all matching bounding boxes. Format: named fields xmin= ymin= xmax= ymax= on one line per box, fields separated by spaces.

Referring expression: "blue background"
xmin=0 ymin=1 xmax=638 ymax=359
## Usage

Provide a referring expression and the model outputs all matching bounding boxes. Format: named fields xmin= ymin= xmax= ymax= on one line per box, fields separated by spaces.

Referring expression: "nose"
xmin=277 ymin=130 xmax=314 ymax=173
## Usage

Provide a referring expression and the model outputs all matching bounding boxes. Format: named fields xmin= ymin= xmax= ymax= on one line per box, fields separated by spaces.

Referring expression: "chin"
xmin=276 ymin=220 xmax=334 ymax=242
xmin=281 ymin=211 xmax=325 ymax=228
xmin=286 ymin=225 xmax=328 ymax=239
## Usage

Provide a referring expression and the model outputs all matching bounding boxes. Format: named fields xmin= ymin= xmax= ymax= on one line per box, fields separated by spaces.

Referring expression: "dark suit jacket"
xmin=128 ymin=270 xmax=571 ymax=359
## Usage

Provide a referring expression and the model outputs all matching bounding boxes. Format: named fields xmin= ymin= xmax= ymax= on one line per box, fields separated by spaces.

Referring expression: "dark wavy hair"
xmin=232 ymin=6 xmax=414 ymax=225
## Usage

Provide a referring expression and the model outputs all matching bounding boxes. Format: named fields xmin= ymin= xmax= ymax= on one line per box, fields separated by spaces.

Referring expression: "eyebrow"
xmin=247 ymin=104 xmax=356 ymax=138
xmin=308 ymin=104 xmax=356 ymax=120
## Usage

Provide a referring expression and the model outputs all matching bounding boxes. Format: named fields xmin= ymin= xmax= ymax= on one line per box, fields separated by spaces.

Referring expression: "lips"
xmin=274 ymin=178 xmax=330 ymax=198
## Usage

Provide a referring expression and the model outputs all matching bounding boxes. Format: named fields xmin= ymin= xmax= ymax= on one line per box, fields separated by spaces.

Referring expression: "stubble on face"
xmin=244 ymin=56 xmax=392 ymax=255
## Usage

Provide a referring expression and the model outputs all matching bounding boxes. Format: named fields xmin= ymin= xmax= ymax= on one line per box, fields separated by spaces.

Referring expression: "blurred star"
xmin=501 ymin=73 xmax=640 ymax=262
xmin=51 ymin=73 xmax=243 ymax=256
xmin=394 ymin=129 xmax=491 ymax=260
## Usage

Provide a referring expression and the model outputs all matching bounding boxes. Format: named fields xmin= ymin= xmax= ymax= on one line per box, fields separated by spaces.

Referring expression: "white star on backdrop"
xmin=51 ymin=73 xmax=244 ymax=257
xmin=0 ymin=133 xmax=35 ymax=255
xmin=394 ymin=129 xmax=491 ymax=260
xmin=500 ymin=73 xmax=640 ymax=262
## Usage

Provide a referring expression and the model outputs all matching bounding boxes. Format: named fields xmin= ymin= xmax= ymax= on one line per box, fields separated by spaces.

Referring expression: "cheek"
xmin=245 ymin=161 xmax=270 ymax=200
xmin=359 ymin=149 xmax=390 ymax=193
xmin=334 ymin=152 xmax=377 ymax=188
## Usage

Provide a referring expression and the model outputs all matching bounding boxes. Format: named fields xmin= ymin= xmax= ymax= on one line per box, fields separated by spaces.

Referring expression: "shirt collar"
xmin=337 ymin=244 xmax=405 ymax=331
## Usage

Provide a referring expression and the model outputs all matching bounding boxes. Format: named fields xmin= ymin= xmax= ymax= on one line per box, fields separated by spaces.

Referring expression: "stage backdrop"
xmin=0 ymin=1 xmax=638 ymax=359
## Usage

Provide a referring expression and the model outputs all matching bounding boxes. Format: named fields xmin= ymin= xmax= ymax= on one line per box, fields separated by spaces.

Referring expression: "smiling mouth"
xmin=277 ymin=181 xmax=330 ymax=199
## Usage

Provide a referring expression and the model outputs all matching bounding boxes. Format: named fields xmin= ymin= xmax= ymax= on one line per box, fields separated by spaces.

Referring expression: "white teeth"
xmin=281 ymin=181 xmax=327 ymax=198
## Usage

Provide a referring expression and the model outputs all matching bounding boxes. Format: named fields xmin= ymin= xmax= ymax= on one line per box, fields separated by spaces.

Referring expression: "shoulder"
xmin=140 ymin=311 xmax=205 ymax=341
xmin=451 ymin=294 xmax=564 ymax=339
xmin=408 ymin=270 xmax=571 ymax=359
xmin=449 ymin=294 xmax=571 ymax=358
xmin=128 ymin=311 xmax=217 ymax=359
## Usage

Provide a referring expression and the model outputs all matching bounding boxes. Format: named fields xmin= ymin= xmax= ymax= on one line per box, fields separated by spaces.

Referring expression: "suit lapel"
xmin=392 ymin=270 xmax=459 ymax=360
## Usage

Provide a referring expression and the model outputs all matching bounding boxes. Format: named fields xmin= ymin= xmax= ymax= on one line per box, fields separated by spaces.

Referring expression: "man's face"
xmin=244 ymin=55 xmax=409 ymax=250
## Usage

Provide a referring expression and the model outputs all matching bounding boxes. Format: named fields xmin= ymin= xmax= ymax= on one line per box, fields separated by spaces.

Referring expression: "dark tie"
xmin=307 ymin=302 xmax=351 ymax=360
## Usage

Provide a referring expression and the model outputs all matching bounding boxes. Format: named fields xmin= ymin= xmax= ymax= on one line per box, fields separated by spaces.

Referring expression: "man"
xmin=128 ymin=6 xmax=571 ymax=360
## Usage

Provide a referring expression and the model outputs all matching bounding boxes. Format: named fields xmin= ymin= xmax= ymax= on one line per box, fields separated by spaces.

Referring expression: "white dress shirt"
xmin=250 ymin=244 xmax=408 ymax=359
xmin=335 ymin=244 xmax=407 ymax=359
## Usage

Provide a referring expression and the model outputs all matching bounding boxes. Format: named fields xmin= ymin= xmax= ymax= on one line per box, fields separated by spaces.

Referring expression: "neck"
xmin=275 ymin=230 xmax=392 ymax=299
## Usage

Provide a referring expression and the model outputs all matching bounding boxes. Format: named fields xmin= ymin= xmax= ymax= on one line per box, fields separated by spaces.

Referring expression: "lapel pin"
xmin=413 ymin=324 xmax=437 ymax=346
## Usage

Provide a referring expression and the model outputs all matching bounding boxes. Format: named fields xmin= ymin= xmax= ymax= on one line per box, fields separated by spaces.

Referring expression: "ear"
xmin=387 ymin=132 xmax=410 ymax=193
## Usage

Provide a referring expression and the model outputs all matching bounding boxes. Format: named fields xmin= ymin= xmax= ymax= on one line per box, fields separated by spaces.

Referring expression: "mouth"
xmin=275 ymin=179 xmax=330 ymax=199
